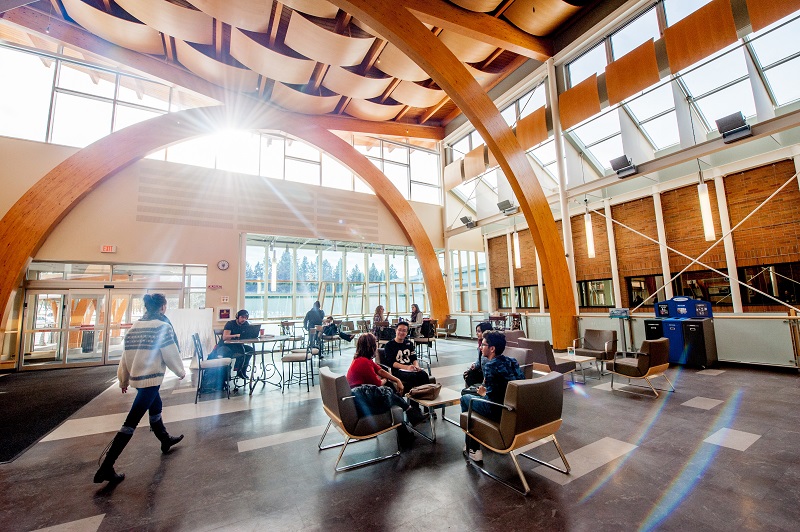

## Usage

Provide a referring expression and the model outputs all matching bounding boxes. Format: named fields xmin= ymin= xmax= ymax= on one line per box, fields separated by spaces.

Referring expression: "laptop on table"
xmin=239 ymin=324 xmax=262 ymax=340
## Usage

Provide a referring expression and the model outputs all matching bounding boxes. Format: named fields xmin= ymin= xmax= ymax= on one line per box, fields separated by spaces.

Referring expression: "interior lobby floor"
xmin=2 ymin=337 xmax=799 ymax=531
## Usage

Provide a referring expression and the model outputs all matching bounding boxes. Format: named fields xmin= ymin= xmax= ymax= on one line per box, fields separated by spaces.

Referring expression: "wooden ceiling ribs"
xmin=0 ymin=0 xmax=596 ymax=130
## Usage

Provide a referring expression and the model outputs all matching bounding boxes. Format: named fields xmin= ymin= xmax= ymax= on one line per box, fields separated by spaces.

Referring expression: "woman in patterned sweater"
xmin=94 ymin=293 xmax=186 ymax=484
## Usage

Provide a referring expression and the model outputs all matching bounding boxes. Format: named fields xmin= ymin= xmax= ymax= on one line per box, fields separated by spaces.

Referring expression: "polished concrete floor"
xmin=1 ymin=338 xmax=799 ymax=531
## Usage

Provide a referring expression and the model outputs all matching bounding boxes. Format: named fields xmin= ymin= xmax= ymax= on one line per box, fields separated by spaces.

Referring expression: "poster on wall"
xmin=218 ymin=307 xmax=231 ymax=320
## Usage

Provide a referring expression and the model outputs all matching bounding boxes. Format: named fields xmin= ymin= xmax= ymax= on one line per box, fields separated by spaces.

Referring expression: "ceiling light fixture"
xmin=584 ymin=200 xmax=595 ymax=259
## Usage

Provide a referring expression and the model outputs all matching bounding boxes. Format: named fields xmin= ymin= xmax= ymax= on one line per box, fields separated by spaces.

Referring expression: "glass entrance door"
xmin=64 ymin=290 xmax=106 ymax=365
xmin=107 ymin=289 xmax=146 ymax=362
xmin=21 ymin=292 xmax=66 ymax=367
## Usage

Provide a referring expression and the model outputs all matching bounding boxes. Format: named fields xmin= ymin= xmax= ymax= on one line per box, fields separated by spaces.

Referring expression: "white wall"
xmin=0 ymin=136 xmax=445 ymax=317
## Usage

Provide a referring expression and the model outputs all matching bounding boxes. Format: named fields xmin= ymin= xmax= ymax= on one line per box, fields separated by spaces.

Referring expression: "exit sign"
xmin=101 ymin=245 xmax=117 ymax=253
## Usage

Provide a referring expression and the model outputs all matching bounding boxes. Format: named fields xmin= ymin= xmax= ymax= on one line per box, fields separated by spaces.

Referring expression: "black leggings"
xmin=120 ymin=385 xmax=162 ymax=434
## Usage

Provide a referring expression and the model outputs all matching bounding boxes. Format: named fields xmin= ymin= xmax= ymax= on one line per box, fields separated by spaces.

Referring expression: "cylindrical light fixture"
xmin=584 ymin=211 xmax=595 ymax=258
xmin=697 ymin=182 xmax=715 ymax=241
xmin=512 ymin=231 xmax=522 ymax=269
xmin=270 ymin=248 xmax=277 ymax=292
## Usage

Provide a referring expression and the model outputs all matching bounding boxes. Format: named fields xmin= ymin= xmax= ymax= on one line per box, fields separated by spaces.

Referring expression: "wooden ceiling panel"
xmin=322 ymin=66 xmax=393 ymax=99
xmin=463 ymin=144 xmax=487 ymax=179
xmin=230 ymin=29 xmax=316 ymax=85
xmin=284 ymin=11 xmax=375 ymax=67
xmin=390 ymin=80 xmax=446 ymax=108
xmin=184 ymin=0 xmax=270 ymax=33
xmin=515 ymin=105 xmax=548 ymax=150
xmin=745 ymin=0 xmax=800 ymax=32
xmin=448 ymin=0 xmax=505 ymax=12
xmin=174 ymin=39 xmax=259 ymax=91
xmin=663 ymin=0 xmax=738 ymax=74
xmin=503 ymin=0 xmax=581 ymax=36
xmin=464 ymin=62 xmax=501 ymax=87
xmin=282 ymin=0 xmax=340 ymax=19
xmin=438 ymin=30 xmax=496 ymax=63
xmin=376 ymin=42 xmax=429 ymax=81
xmin=272 ymin=81 xmax=340 ymax=114
xmin=61 ymin=0 xmax=163 ymax=55
xmin=605 ymin=39 xmax=660 ymax=106
xmin=558 ymin=73 xmax=600 ymax=130
xmin=115 ymin=0 xmax=213 ymax=45
xmin=345 ymin=98 xmax=404 ymax=121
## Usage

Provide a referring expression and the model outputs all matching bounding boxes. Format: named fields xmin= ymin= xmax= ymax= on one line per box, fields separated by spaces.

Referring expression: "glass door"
xmin=21 ymin=291 xmax=66 ymax=368
xmin=107 ymin=289 xmax=146 ymax=362
xmin=64 ymin=290 xmax=106 ymax=365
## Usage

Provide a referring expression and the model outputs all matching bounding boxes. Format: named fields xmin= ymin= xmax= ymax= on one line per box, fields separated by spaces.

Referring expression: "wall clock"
xmin=217 ymin=260 xmax=230 ymax=271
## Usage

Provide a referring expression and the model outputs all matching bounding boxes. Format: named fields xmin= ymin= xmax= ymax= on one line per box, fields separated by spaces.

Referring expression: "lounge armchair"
xmin=607 ymin=338 xmax=674 ymax=398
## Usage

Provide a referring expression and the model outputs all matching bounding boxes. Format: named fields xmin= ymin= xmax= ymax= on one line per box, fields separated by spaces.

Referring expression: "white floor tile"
xmin=532 ymin=436 xmax=637 ymax=485
xmin=697 ymin=369 xmax=725 ymax=376
xmin=431 ymin=363 xmax=473 ymax=379
xmin=704 ymin=428 xmax=761 ymax=451
xmin=34 ymin=514 xmax=104 ymax=532
xmin=238 ymin=424 xmax=329 ymax=453
xmin=682 ymin=397 xmax=724 ymax=410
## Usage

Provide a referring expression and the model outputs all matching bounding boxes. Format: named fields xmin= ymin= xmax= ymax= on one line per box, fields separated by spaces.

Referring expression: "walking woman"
xmin=94 ymin=293 xmax=186 ymax=483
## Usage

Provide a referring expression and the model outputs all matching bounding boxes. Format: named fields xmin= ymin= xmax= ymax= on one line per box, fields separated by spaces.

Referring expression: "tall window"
xmin=450 ymin=250 xmax=486 ymax=313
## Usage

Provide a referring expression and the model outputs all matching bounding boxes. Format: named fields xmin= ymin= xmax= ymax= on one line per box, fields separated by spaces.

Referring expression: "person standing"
xmin=218 ymin=309 xmax=254 ymax=379
xmin=94 ymin=293 xmax=186 ymax=484
xmin=460 ymin=331 xmax=523 ymax=462
xmin=304 ymin=301 xmax=325 ymax=354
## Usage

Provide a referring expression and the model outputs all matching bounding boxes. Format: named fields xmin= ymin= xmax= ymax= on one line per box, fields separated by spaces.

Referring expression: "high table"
xmin=226 ymin=335 xmax=290 ymax=395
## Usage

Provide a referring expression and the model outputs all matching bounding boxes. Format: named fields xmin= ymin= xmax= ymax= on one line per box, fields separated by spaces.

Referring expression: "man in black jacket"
xmin=303 ymin=300 xmax=325 ymax=353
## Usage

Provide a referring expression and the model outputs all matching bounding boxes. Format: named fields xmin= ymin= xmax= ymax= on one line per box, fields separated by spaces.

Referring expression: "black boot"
xmin=94 ymin=431 xmax=132 ymax=483
xmin=406 ymin=406 xmax=430 ymax=426
xmin=150 ymin=419 xmax=184 ymax=454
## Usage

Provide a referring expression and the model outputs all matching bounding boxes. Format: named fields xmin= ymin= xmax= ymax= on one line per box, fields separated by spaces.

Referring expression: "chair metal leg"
xmin=611 ymin=372 xmax=674 ymax=398
xmin=318 ymin=421 xmax=401 ymax=471
xmin=519 ymin=435 xmax=571 ymax=474
xmin=465 ymin=451 xmax=531 ymax=495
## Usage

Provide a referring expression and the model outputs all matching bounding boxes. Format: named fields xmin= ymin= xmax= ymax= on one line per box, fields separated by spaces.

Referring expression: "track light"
xmin=610 ymin=155 xmax=637 ymax=179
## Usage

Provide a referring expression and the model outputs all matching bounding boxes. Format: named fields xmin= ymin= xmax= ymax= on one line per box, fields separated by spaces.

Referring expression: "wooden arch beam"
xmin=0 ymin=102 xmax=449 ymax=329
xmin=330 ymin=0 xmax=576 ymax=347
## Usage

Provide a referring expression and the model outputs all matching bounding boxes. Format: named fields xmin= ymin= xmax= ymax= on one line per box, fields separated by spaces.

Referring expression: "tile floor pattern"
xmin=1 ymin=339 xmax=799 ymax=531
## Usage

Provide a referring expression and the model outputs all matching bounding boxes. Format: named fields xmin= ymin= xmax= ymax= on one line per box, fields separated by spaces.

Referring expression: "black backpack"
xmin=420 ymin=319 xmax=435 ymax=338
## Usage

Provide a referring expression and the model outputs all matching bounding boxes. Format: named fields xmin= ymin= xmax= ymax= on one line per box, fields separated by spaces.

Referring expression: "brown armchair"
xmin=607 ymin=337 xmax=674 ymax=398
xmin=318 ymin=367 xmax=403 ymax=471
xmin=573 ymin=329 xmax=617 ymax=374
xmin=504 ymin=346 xmax=536 ymax=379
xmin=460 ymin=371 xmax=570 ymax=495
xmin=502 ymin=329 xmax=526 ymax=347
xmin=518 ymin=338 xmax=576 ymax=383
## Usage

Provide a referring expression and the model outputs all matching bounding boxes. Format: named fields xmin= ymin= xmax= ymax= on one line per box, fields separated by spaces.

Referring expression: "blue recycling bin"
xmin=661 ymin=318 xmax=687 ymax=364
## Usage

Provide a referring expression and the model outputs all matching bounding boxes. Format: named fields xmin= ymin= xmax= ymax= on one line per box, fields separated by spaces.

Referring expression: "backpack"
xmin=420 ymin=319 xmax=435 ymax=338
xmin=378 ymin=326 xmax=396 ymax=341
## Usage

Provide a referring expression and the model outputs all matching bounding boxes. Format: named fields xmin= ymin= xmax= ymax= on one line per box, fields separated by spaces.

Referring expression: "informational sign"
xmin=100 ymin=245 xmax=117 ymax=253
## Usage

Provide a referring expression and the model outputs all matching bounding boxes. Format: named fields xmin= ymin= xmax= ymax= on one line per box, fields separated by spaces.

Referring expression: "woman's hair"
xmin=373 ymin=305 xmax=384 ymax=315
xmin=326 ymin=315 xmax=333 ymax=321
xmin=411 ymin=303 xmax=419 ymax=312
xmin=476 ymin=321 xmax=492 ymax=333
xmin=143 ymin=293 xmax=167 ymax=314
xmin=354 ymin=333 xmax=377 ymax=360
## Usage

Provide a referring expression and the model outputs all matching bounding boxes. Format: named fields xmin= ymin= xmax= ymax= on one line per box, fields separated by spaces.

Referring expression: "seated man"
xmin=460 ymin=331 xmax=524 ymax=462
xmin=217 ymin=309 xmax=254 ymax=379
xmin=322 ymin=316 xmax=354 ymax=342
xmin=380 ymin=321 xmax=431 ymax=393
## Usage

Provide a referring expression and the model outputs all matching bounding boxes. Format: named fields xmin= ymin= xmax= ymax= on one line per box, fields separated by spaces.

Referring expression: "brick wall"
xmin=661 ymin=180 xmax=726 ymax=272
xmin=484 ymin=159 xmax=800 ymax=314
xmin=726 ymin=159 xmax=800 ymax=267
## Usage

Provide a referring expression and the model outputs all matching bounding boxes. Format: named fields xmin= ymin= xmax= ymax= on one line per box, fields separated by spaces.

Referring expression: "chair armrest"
xmin=531 ymin=369 xmax=549 ymax=377
xmin=379 ymin=363 xmax=391 ymax=372
xmin=341 ymin=396 xmax=356 ymax=402
xmin=465 ymin=396 xmax=513 ymax=430
xmin=604 ymin=340 xmax=615 ymax=353
xmin=572 ymin=337 xmax=583 ymax=348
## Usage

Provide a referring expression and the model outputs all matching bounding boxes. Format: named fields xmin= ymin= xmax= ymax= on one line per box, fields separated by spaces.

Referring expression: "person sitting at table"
xmin=380 ymin=321 xmax=431 ymax=393
xmin=322 ymin=315 xmax=354 ymax=342
xmin=217 ymin=309 xmax=254 ymax=380
xmin=346 ymin=333 xmax=428 ymax=447
xmin=408 ymin=303 xmax=424 ymax=337
xmin=460 ymin=331 xmax=524 ymax=462
xmin=372 ymin=305 xmax=389 ymax=333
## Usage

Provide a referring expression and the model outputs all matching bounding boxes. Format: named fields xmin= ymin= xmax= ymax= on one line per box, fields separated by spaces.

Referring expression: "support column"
xmin=652 ymin=186 xmax=674 ymax=300
xmin=604 ymin=199 xmax=622 ymax=308
xmin=507 ymin=231 xmax=516 ymax=312
xmin=713 ymin=175 xmax=743 ymax=313
xmin=547 ymin=58 xmax=578 ymax=314
xmin=483 ymin=233 xmax=492 ymax=313
xmin=535 ymin=247 xmax=545 ymax=314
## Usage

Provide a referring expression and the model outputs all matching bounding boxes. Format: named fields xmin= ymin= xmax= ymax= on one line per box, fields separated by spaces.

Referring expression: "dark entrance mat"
xmin=0 ymin=365 xmax=119 ymax=463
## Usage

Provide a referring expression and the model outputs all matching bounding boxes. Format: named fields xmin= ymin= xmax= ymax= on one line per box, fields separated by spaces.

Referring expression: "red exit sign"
xmin=101 ymin=245 xmax=117 ymax=253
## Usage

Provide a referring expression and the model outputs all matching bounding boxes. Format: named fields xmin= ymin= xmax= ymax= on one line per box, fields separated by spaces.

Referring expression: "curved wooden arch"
xmin=330 ymin=1 xmax=577 ymax=347
xmin=0 ymin=103 xmax=449 ymax=330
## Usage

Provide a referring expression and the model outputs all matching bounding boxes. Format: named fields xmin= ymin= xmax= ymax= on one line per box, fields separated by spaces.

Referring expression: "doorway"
xmin=21 ymin=285 xmax=181 ymax=370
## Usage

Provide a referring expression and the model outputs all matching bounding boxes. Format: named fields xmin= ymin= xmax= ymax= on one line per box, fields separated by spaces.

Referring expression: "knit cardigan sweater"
xmin=118 ymin=318 xmax=186 ymax=389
